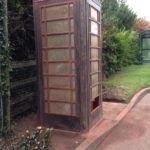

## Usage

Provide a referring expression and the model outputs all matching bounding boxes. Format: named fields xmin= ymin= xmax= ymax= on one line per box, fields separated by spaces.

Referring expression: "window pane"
xmin=48 ymin=35 xmax=69 ymax=47
xmin=42 ymin=37 xmax=46 ymax=47
xmin=72 ymin=63 xmax=76 ymax=74
xmin=91 ymin=21 xmax=98 ymax=34
xmin=44 ymin=102 xmax=49 ymax=113
xmin=91 ymin=62 xmax=98 ymax=73
xmin=91 ymin=48 xmax=99 ymax=59
xmin=70 ymin=4 xmax=74 ymax=17
xmin=48 ymin=63 xmax=70 ymax=74
xmin=72 ymin=77 xmax=76 ymax=88
xmin=49 ymin=76 xmax=70 ymax=88
xmin=91 ymin=35 xmax=98 ymax=47
xmin=46 ymin=5 xmax=68 ymax=20
xmin=72 ymin=91 xmax=76 ymax=102
xmin=43 ymin=63 xmax=48 ymax=74
xmin=72 ymin=104 xmax=76 ymax=116
xmin=71 ymin=20 xmax=74 ymax=32
xmin=42 ymin=23 xmax=46 ymax=33
xmin=91 ymin=7 xmax=98 ymax=21
xmin=91 ymin=73 xmax=99 ymax=85
xmin=48 ymin=49 xmax=69 ymax=61
xmin=44 ymin=89 xmax=48 ymax=100
xmin=142 ymin=38 xmax=150 ymax=49
xmin=71 ymin=34 xmax=74 ymax=46
xmin=43 ymin=51 xmax=47 ymax=61
xmin=92 ymin=86 xmax=99 ymax=100
xmin=50 ymin=103 xmax=71 ymax=115
xmin=47 ymin=20 xmax=69 ymax=33
xmin=44 ymin=77 xmax=48 ymax=88
xmin=49 ymin=90 xmax=71 ymax=101
xmin=142 ymin=50 xmax=150 ymax=60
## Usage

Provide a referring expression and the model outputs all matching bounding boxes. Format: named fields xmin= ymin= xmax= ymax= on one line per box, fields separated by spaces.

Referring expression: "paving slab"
xmin=97 ymin=93 xmax=150 ymax=150
xmin=76 ymin=87 xmax=150 ymax=150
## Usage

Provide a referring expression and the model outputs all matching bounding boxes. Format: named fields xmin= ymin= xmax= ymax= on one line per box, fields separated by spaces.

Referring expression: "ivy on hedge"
xmin=0 ymin=0 xmax=11 ymax=134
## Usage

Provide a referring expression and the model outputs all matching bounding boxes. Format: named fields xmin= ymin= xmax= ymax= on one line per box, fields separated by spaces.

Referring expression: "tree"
xmin=117 ymin=2 xmax=136 ymax=30
xmin=134 ymin=18 xmax=150 ymax=32
xmin=101 ymin=0 xmax=139 ymax=77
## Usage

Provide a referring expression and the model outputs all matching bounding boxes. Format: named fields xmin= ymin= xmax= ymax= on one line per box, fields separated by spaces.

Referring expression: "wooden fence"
xmin=10 ymin=60 xmax=37 ymax=117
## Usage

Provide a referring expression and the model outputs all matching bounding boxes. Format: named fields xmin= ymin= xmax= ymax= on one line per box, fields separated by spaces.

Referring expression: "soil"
xmin=103 ymin=86 xmax=128 ymax=103
xmin=0 ymin=113 xmax=85 ymax=150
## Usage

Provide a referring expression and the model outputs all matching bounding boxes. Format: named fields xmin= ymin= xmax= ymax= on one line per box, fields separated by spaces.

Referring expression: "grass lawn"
xmin=103 ymin=65 xmax=150 ymax=103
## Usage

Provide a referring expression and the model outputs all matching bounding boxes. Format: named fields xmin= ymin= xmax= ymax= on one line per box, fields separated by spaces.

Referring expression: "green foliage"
xmin=103 ymin=29 xmax=140 ymax=77
xmin=102 ymin=0 xmax=139 ymax=77
xmin=0 ymin=0 xmax=11 ymax=133
xmin=116 ymin=1 xmax=136 ymax=30
xmin=20 ymin=127 xmax=53 ymax=150
xmin=8 ymin=0 xmax=35 ymax=61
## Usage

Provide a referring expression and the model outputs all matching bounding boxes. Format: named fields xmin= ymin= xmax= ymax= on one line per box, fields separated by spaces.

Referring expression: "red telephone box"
xmin=33 ymin=0 xmax=102 ymax=131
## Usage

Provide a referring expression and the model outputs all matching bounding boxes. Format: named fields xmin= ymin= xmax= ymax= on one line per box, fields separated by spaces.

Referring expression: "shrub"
xmin=19 ymin=127 xmax=53 ymax=150
xmin=103 ymin=29 xmax=140 ymax=77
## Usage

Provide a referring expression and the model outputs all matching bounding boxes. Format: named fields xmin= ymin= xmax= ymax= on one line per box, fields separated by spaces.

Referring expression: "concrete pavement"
xmin=97 ymin=93 xmax=150 ymax=150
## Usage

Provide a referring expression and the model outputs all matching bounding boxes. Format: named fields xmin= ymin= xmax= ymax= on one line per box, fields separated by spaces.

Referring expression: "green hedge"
xmin=0 ymin=0 xmax=11 ymax=134
xmin=102 ymin=29 xmax=140 ymax=77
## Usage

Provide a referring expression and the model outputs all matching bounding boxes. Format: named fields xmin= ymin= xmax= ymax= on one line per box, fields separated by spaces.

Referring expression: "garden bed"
xmin=0 ymin=113 xmax=84 ymax=150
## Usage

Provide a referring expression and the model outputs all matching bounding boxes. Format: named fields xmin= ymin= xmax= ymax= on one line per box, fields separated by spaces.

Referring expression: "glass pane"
xmin=72 ymin=104 xmax=76 ymax=116
xmin=70 ymin=4 xmax=74 ymax=17
xmin=142 ymin=38 xmax=150 ymax=49
xmin=71 ymin=34 xmax=74 ymax=46
xmin=48 ymin=63 xmax=70 ymax=74
xmin=91 ymin=35 xmax=98 ymax=47
xmin=72 ymin=63 xmax=76 ymax=74
xmin=49 ymin=76 xmax=70 ymax=88
xmin=43 ymin=51 xmax=47 ymax=61
xmin=92 ymin=86 xmax=99 ymax=100
xmin=48 ymin=35 xmax=69 ymax=47
xmin=46 ymin=5 xmax=68 ymax=20
xmin=44 ymin=102 xmax=49 ymax=113
xmin=71 ymin=20 xmax=74 ymax=32
xmin=72 ymin=77 xmax=76 ymax=88
xmin=91 ymin=73 xmax=99 ymax=85
xmin=44 ymin=77 xmax=48 ymax=88
xmin=44 ymin=89 xmax=48 ymax=100
xmin=91 ymin=48 xmax=99 ymax=59
xmin=49 ymin=90 xmax=71 ymax=101
xmin=47 ymin=20 xmax=69 ymax=33
xmin=50 ymin=103 xmax=71 ymax=115
xmin=43 ymin=63 xmax=48 ymax=74
xmin=42 ymin=23 xmax=46 ymax=33
xmin=72 ymin=91 xmax=76 ymax=102
xmin=91 ymin=21 xmax=98 ymax=34
xmin=42 ymin=37 xmax=46 ymax=47
xmin=48 ymin=49 xmax=69 ymax=61
xmin=143 ymin=50 xmax=150 ymax=60
xmin=91 ymin=7 xmax=98 ymax=21
xmin=91 ymin=62 xmax=98 ymax=73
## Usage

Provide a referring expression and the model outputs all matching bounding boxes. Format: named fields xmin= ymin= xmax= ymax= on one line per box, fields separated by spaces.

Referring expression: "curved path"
xmin=97 ymin=93 xmax=150 ymax=150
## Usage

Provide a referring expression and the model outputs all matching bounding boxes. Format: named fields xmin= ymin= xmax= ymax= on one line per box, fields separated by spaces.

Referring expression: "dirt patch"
xmin=103 ymin=86 xmax=129 ymax=103
xmin=0 ymin=113 xmax=85 ymax=150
